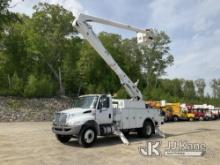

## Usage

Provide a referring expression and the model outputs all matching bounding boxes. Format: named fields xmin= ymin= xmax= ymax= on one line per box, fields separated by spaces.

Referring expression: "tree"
xmin=140 ymin=30 xmax=174 ymax=95
xmin=195 ymin=79 xmax=206 ymax=97
xmin=0 ymin=14 xmax=31 ymax=96
xmin=0 ymin=0 xmax=18 ymax=38
xmin=27 ymin=3 xmax=76 ymax=95
xmin=1 ymin=15 xmax=30 ymax=77
xmin=24 ymin=74 xmax=54 ymax=97
xmin=211 ymin=79 xmax=220 ymax=99
xmin=62 ymin=37 xmax=82 ymax=96
xmin=10 ymin=72 xmax=23 ymax=95
xmin=77 ymin=32 xmax=122 ymax=95
xmin=183 ymin=80 xmax=196 ymax=99
xmin=159 ymin=78 xmax=184 ymax=100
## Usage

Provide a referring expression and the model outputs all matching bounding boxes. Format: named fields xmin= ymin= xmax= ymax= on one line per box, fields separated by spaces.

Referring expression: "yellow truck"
xmin=169 ymin=103 xmax=195 ymax=121
xmin=147 ymin=101 xmax=195 ymax=121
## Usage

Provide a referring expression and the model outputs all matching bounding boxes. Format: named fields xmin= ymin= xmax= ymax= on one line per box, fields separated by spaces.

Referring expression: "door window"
xmin=98 ymin=96 xmax=109 ymax=110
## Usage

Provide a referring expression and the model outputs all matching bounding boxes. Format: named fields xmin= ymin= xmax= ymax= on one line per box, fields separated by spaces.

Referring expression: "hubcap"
xmin=146 ymin=125 xmax=152 ymax=135
xmin=84 ymin=129 xmax=95 ymax=143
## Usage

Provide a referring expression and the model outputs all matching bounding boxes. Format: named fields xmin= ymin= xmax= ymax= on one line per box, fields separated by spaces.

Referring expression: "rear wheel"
xmin=173 ymin=116 xmax=179 ymax=122
xmin=78 ymin=126 xmax=97 ymax=148
xmin=141 ymin=121 xmax=154 ymax=138
xmin=56 ymin=134 xmax=71 ymax=143
xmin=199 ymin=117 xmax=204 ymax=121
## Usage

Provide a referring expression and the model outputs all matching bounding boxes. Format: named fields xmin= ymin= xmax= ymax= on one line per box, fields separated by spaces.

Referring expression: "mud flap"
xmin=113 ymin=123 xmax=129 ymax=145
xmin=155 ymin=126 xmax=166 ymax=138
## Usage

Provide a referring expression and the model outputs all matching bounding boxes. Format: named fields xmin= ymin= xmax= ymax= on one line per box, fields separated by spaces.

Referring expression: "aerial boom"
xmin=73 ymin=13 xmax=153 ymax=100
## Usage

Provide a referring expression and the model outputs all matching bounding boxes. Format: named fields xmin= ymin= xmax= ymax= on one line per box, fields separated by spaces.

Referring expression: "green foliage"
xmin=195 ymin=79 xmax=206 ymax=97
xmin=115 ymin=88 xmax=129 ymax=99
xmin=0 ymin=2 xmax=219 ymax=106
xmin=211 ymin=79 xmax=220 ymax=99
xmin=140 ymin=30 xmax=174 ymax=92
xmin=62 ymin=38 xmax=82 ymax=96
xmin=26 ymin=3 xmax=76 ymax=95
xmin=183 ymin=80 xmax=196 ymax=99
xmin=24 ymin=75 xmax=37 ymax=97
xmin=77 ymin=33 xmax=123 ymax=95
xmin=0 ymin=0 xmax=18 ymax=31
xmin=10 ymin=73 xmax=23 ymax=95
xmin=24 ymin=74 xmax=54 ymax=97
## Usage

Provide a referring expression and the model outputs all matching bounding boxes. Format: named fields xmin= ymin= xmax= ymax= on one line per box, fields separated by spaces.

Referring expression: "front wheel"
xmin=56 ymin=134 xmax=71 ymax=143
xmin=78 ymin=126 xmax=97 ymax=148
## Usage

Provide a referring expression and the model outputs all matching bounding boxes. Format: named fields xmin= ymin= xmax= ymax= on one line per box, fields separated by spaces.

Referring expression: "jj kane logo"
xmin=139 ymin=140 xmax=206 ymax=157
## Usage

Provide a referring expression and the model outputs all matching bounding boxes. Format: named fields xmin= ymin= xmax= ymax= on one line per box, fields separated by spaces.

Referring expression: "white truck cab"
xmin=52 ymin=94 xmax=164 ymax=147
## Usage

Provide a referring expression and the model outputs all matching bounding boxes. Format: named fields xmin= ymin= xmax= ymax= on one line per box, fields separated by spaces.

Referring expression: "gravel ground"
xmin=0 ymin=120 xmax=220 ymax=165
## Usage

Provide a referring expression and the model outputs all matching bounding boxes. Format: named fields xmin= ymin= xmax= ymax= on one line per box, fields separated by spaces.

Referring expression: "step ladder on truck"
xmin=52 ymin=13 xmax=165 ymax=147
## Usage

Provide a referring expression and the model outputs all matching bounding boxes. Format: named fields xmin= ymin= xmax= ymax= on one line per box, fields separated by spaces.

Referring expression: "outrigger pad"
xmin=155 ymin=127 xmax=166 ymax=138
xmin=114 ymin=129 xmax=130 ymax=145
xmin=113 ymin=122 xmax=129 ymax=145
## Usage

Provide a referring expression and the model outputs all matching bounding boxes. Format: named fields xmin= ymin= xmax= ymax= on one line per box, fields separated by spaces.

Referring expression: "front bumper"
xmin=52 ymin=124 xmax=81 ymax=136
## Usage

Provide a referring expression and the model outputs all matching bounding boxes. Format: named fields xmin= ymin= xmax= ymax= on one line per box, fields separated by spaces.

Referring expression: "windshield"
xmin=74 ymin=96 xmax=98 ymax=109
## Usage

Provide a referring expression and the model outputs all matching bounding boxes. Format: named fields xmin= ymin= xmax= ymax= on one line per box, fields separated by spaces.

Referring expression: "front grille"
xmin=54 ymin=113 xmax=68 ymax=126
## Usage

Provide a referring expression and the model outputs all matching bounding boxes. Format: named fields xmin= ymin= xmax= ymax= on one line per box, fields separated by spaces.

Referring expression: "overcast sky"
xmin=10 ymin=0 xmax=220 ymax=94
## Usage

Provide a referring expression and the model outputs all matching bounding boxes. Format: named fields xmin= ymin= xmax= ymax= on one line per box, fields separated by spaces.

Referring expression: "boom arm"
xmin=73 ymin=13 xmax=153 ymax=100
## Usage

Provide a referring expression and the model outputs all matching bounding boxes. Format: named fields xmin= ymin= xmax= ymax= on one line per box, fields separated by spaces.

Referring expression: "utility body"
xmin=52 ymin=14 xmax=164 ymax=147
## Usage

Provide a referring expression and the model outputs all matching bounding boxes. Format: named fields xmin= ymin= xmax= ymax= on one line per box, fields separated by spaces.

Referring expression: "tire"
xmin=205 ymin=117 xmax=209 ymax=121
xmin=56 ymin=134 xmax=71 ymax=143
xmin=142 ymin=121 xmax=154 ymax=138
xmin=173 ymin=116 xmax=179 ymax=122
xmin=78 ymin=125 xmax=97 ymax=148
xmin=199 ymin=117 xmax=204 ymax=121
xmin=189 ymin=117 xmax=193 ymax=121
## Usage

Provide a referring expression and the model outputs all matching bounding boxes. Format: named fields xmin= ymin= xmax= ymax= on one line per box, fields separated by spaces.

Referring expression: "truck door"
xmin=96 ymin=95 xmax=113 ymax=124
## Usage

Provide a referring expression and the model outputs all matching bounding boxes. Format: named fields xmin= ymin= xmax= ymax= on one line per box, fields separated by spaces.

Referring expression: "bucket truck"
xmin=52 ymin=13 xmax=164 ymax=147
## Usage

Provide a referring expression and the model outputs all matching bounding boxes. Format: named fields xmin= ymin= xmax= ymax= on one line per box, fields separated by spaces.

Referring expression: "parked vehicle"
xmin=189 ymin=105 xmax=206 ymax=120
xmin=174 ymin=104 xmax=195 ymax=121
xmin=147 ymin=101 xmax=195 ymax=122
xmin=52 ymin=14 xmax=164 ymax=147
xmin=205 ymin=105 xmax=216 ymax=120
xmin=147 ymin=101 xmax=171 ymax=121
xmin=190 ymin=104 xmax=217 ymax=121
xmin=212 ymin=108 xmax=220 ymax=119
